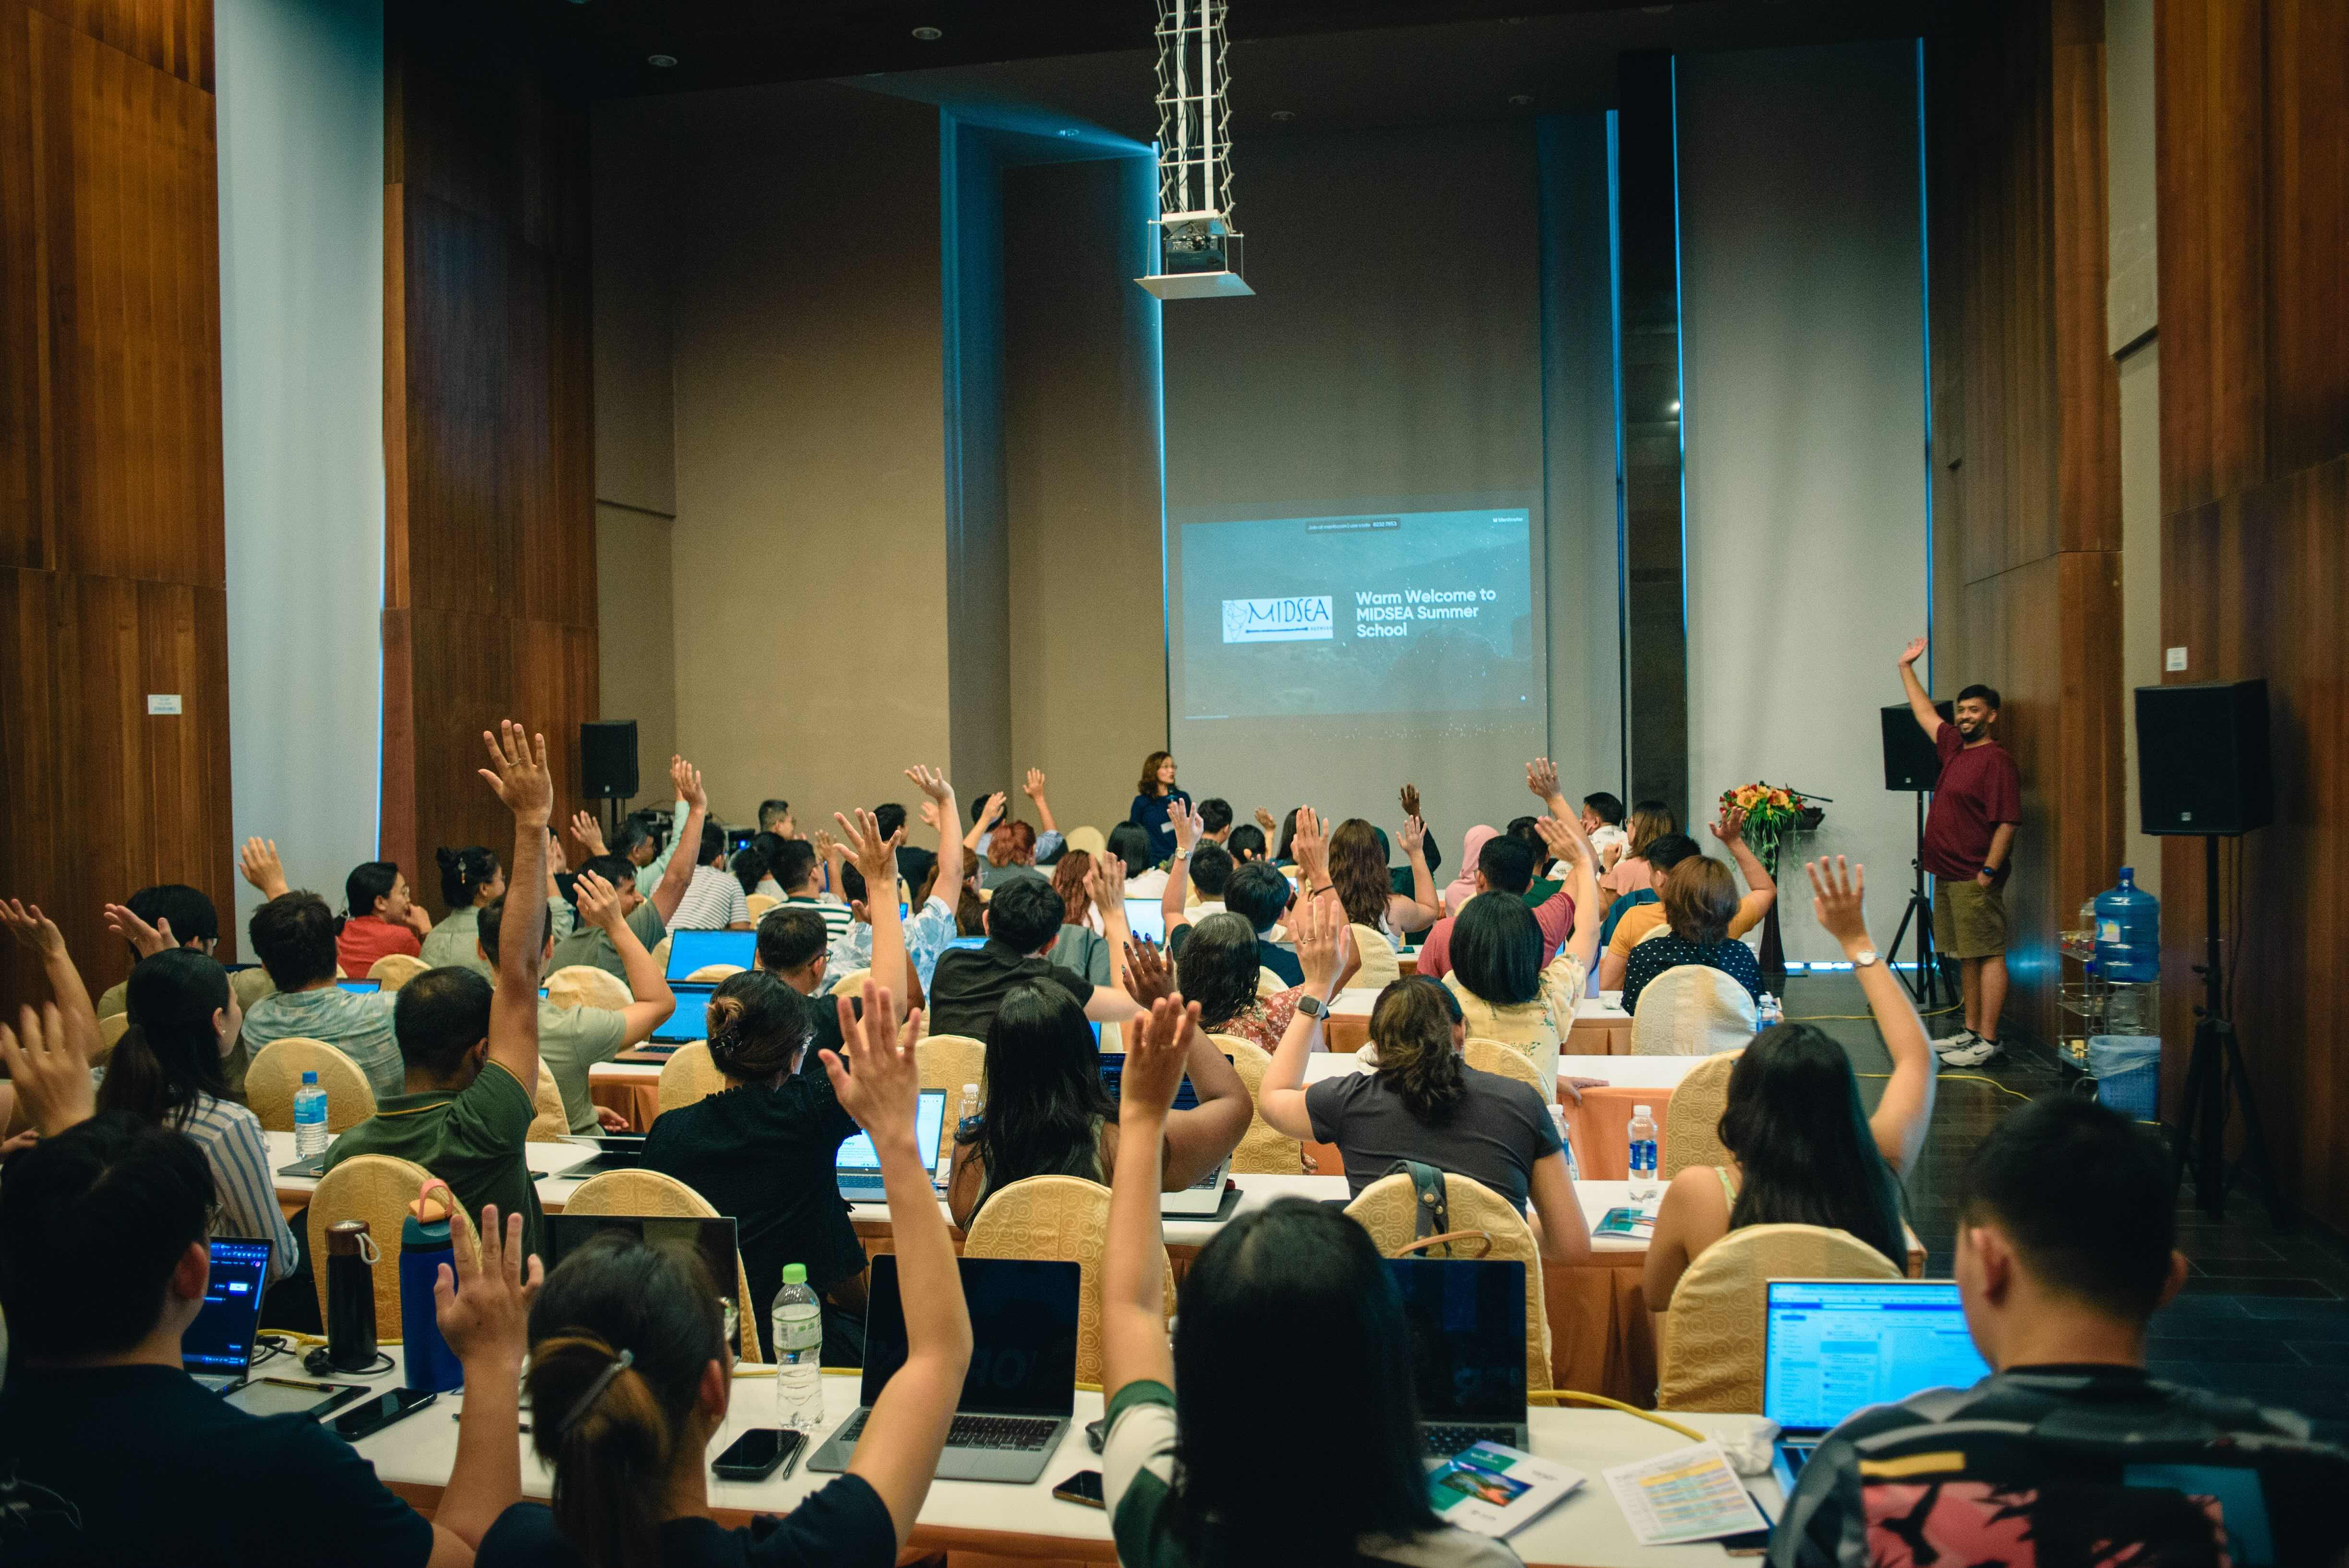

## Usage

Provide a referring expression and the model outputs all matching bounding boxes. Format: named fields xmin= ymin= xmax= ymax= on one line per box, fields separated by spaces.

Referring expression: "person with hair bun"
xmin=478 ymin=975 xmax=972 ymax=1568
xmin=421 ymin=844 xmax=507 ymax=975
xmin=1257 ymin=896 xmax=1590 ymax=1262
xmin=643 ymin=969 xmax=868 ymax=1362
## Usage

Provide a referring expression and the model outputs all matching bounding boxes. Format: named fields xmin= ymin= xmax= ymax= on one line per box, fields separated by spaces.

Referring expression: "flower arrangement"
xmin=1720 ymin=781 xmax=1812 ymax=875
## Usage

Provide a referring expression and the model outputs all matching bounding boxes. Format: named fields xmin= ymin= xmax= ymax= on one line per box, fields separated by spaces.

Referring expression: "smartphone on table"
xmin=1053 ymin=1470 xmax=1106 ymax=1509
xmin=331 ymin=1387 xmax=440 ymax=1441
xmin=712 ymin=1427 xmax=806 ymax=1482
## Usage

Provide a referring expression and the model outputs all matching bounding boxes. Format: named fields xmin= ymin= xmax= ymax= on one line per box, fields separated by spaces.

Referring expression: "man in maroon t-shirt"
xmin=1898 ymin=637 xmax=2021 ymax=1067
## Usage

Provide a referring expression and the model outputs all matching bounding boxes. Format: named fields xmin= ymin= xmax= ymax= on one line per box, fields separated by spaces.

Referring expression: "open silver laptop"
xmin=184 ymin=1238 xmax=273 ymax=1394
xmin=1390 ymin=1256 xmax=1531 ymax=1456
xmin=1096 ymin=1052 xmax=1231 ymax=1216
xmin=807 ymin=1256 xmax=1079 ymax=1483
xmin=835 ymin=1089 xmax=950 ymax=1200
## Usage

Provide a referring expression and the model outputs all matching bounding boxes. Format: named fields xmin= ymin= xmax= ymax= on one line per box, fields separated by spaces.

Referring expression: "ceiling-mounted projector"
xmin=1139 ymin=0 xmax=1252 ymax=299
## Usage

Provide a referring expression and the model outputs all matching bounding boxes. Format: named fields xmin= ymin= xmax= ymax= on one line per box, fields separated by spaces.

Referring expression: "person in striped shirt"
xmin=773 ymin=836 xmax=854 ymax=949
xmin=666 ymin=818 xmax=753 ymax=932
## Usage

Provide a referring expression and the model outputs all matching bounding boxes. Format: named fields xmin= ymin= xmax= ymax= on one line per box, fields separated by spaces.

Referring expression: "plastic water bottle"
xmin=1755 ymin=993 xmax=1783 ymax=1031
xmin=959 ymin=1083 xmax=980 ymax=1126
xmin=1549 ymin=1104 xmax=1581 ymax=1181
xmin=2093 ymin=867 xmax=2161 ymax=983
xmin=1627 ymin=1106 xmax=1659 ymax=1209
xmin=772 ymin=1264 xmax=825 ymax=1430
xmin=293 ymin=1071 xmax=329 ymax=1157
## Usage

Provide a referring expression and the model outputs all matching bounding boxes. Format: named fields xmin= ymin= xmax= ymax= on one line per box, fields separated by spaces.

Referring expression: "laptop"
xmin=184 ymin=1237 xmax=274 ymax=1393
xmin=1123 ymin=898 xmax=1167 ymax=944
xmin=1388 ymin=1256 xmax=1531 ymax=1457
xmin=559 ymin=1133 xmax=650 ymax=1176
xmin=336 ymin=978 xmax=381 ymax=994
xmin=836 ymin=1089 xmax=950 ymax=1200
xmin=1096 ymin=1052 xmax=1231 ymax=1216
xmin=1764 ymin=1279 xmax=1990 ymax=1489
xmin=664 ymin=929 xmax=756 ymax=981
xmin=940 ymin=934 xmax=987 ymax=954
xmin=545 ymin=1214 xmax=739 ymax=1306
xmin=646 ymin=982 xmax=718 ymax=1045
xmin=808 ymin=1255 xmax=1080 ymax=1483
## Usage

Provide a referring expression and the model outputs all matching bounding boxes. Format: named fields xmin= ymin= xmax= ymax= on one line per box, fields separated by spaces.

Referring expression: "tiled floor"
xmin=1783 ymin=972 xmax=2349 ymax=1440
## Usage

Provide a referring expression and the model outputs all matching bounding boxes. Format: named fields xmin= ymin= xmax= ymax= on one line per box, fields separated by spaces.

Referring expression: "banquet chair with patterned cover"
xmin=916 ymin=1034 xmax=988 ymax=1164
xmin=1464 ymin=1037 xmax=1547 ymax=1097
xmin=1256 ymin=966 xmax=1288 ymax=999
xmin=561 ymin=1169 xmax=766 ymax=1364
xmin=546 ymin=964 xmax=632 ymax=1012
xmin=1208 ymin=1033 xmax=1301 ymax=1175
xmin=308 ymin=1158 xmax=479 ymax=1337
xmin=1657 ymin=1223 xmax=1900 ymax=1412
xmin=1660 ymin=1049 xmax=1742 ymax=1179
xmin=96 ymin=1010 xmax=131 ymax=1060
xmin=1349 ymin=925 xmax=1402 ymax=989
xmin=649 ymin=936 xmax=672 ymax=975
xmin=656 ymin=1043 xmax=727 ymax=1118
xmin=1629 ymin=965 xmax=1758 ymax=1056
xmin=529 ymin=1059 xmax=572 ymax=1142
xmin=744 ymin=893 xmax=779 ymax=921
xmin=1345 ymin=1171 xmax=1553 ymax=1391
xmin=1063 ymin=826 xmax=1108 ymax=859
xmin=367 ymin=953 xmax=430 ymax=991
xmin=246 ymin=1038 xmax=376 ymax=1134
xmin=828 ymin=967 xmax=871 ymax=999
xmin=960 ymin=1175 xmax=1174 ymax=1387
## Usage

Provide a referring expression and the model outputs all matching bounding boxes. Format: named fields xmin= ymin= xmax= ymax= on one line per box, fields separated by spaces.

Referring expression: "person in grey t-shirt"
xmin=240 ymin=890 xmax=404 ymax=1100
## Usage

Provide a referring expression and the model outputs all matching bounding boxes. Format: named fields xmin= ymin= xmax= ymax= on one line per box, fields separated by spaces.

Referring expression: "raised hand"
xmin=1292 ymin=807 xmax=1330 ymax=886
xmin=1399 ymin=814 xmax=1427 ymax=858
xmin=1086 ymin=849 xmax=1129 ymax=913
xmin=0 ymin=900 xmax=66 ymax=958
xmin=103 ymin=902 xmax=173 ymax=959
xmin=546 ymin=828 xmax=569 ymax=878
xmin=906 ymin=764 xmax=954 ymax=805
xmin=821 ymin=977 xmax=924 ymax=1145
xmin=1121 ymin=996 xmax=1200 ymax=1119
xmin=833 ymin=808 xmax=902 ymax=890
xmin=568 ymin=809 xmax=608 ymax=857
xmin=1525 ymin=757 xmax=1562 ymax=801
xmin=1399 ymin=783 xmax=1421 ymax=820
xmin=1170 ymin=801 xmax=1204 ymax=855
xmin=668 ymin=755 xmax=707 ymax=813
xmin=1023 ymin=768 xmax=1048 ymax=801
xmin=1709 ymin=804 xmax=1747 ymax=844
xmin=812 ymin=827 xmax=842 ymax=864
xmin=1292 ymin=892 xmax=1354 ymax=993
xmin=434 ymin=1200 xmax=542 ymax=1369
xmin=0 ymin=1003 xmax=94 ymax=1135
xmin=1898 ymin=636 xmax=1926 ymax=668
xmin=1531 ymin=815 xmax=1579 ymax=867
xmin=572 ymin=869 xmax=625 ymax=932
xmin=1122 ymin=938 xmax=1174 ymax=1009
xmin=238 ymin=837 xmax=289 ymax=899
xmin=478 ymin=722 xmax=554 ymax=825
xmin=977 ymin=790 xmax=1008 ymax=831
xmin=1806 ymin=856 xmax=1871 ymax=949
xmin=1253 ymin=806 xmax=1280 ymax=835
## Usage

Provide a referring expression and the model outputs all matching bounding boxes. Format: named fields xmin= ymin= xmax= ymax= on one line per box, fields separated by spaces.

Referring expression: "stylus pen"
xmin=262 ymin=1375 xmax=338 ymax=1393
xmin=779 ymin=1435 xmax=806 ymax=1481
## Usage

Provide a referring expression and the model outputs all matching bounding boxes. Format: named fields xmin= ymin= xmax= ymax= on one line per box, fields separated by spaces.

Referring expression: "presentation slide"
xmin=1176 ymin=509 xmax=1538 ymax=720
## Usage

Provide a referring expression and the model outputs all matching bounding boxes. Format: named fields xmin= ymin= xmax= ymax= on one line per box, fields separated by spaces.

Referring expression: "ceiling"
xmin=432 ymin=0 xmax=1948 ymax=129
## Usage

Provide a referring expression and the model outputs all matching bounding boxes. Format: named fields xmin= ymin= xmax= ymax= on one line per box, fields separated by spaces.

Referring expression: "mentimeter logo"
xmin=1221 ymin=595 xmax=1334 ymax=643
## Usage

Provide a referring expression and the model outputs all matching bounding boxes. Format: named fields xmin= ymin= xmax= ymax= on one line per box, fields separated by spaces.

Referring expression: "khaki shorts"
xmin=1934 ymin=877 xmax=2008 ymax=959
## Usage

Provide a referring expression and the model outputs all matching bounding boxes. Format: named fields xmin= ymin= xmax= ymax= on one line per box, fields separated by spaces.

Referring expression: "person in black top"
xmin=0 ymin=1099 xmax=538 ymax=1568
xmin=922 ymin=873 xmax=1140 ymax=1041
xmin=643 ymin=971 xmax=865 ymax=1362
xmin=1620 ymin=853 xmax=1764 ymax=1014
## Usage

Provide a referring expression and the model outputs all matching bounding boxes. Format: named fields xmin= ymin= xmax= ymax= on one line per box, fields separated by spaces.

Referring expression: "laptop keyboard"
xmin=1421 ymin=1423 xmax=1522 ymax=1458
xmin=833 ymin=1409 xmax=1060 ymax=1452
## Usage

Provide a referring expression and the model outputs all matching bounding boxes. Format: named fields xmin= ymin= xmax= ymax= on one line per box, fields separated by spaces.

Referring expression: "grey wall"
xmin=215 ymin=0 xmax=385 ymax=932
xmin=1677 ymin=41 xmax=1930 ymax=960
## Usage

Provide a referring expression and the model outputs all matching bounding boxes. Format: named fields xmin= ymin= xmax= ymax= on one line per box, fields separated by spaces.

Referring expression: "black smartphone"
xmin=331 ymin=1387 xmax=439 ymax=1441
xmin=1052 ymin=1470 xmax=1106 ymax=1509
xmin=712 ymin=1427 xmax=804 ymax=1482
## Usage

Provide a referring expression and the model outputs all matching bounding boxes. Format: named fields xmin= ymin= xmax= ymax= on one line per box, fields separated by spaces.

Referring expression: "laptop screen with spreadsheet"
xmin=1764 ymin=1280 xmax=1988 ymax=1431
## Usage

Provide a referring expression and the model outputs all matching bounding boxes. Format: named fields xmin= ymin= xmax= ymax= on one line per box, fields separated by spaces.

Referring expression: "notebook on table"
xmin=1764 ymin=1279 xmax=1990 ymax=1490
xmin=184 ymin=1238 xmax=273 ymax=1394
xmin=1388 ymin=1257 xmax=1531 ymax=1457
xmin=835 ymin=1089 xmax=950 ymax=1200
xmin=1095 ymin=1052 xmax=1232 ymax=1216
xmin=807 ymin=1256 xmax=1081 ymax=1484
xmin=663 ymin=929 xmax=756 ymax=981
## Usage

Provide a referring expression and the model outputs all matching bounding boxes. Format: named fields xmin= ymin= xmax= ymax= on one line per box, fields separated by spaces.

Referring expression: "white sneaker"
xmin=1934 ymin=1029 xmax=1979 ymax=1058
xmin=1940 ymin=1039 xmax=2004 ymax=1069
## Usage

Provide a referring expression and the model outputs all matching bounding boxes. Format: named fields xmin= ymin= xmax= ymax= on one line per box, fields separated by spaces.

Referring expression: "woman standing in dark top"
xmin=1127 ymin=750 xmax=1192 ymax=863
xmin=642 ymin=970 xmax=867 ymax=1363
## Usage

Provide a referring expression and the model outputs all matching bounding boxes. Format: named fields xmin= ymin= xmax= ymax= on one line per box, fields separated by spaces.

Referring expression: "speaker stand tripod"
xmin=2170 ymin=833 xmax=2288 ymax=1225
xmin=1883 ymin=790 xmax=1945 ymax=1008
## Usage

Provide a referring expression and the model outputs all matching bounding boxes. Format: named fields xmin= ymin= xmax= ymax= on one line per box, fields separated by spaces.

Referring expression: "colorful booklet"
xmin=1593 ymin=1206 xmax=1656 ymax=1238
xmin=1602 ymin=1441 xmax=1769 ymax=1546
xmin=1424 ymin=1442 xmax=1586 ymax=1537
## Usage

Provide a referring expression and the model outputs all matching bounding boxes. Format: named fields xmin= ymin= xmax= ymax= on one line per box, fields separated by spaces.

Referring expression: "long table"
xmin=1326 ymin=987 xmax=1635 ymax=1057
xmin=276 ymin=1345 xmax=1781 ymax=1566
xmin=269 ymin=1130 xmax=602 ymax=1220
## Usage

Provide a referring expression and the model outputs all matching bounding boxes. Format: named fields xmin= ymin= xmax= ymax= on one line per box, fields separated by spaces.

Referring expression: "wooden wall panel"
xmin=0 ymin=0 xmax=232 ymax=1019
xmin=2156 ymin=0 xmax=2349 ymax=1231
xmin=381 ymin=22 xmax=597 ymax=918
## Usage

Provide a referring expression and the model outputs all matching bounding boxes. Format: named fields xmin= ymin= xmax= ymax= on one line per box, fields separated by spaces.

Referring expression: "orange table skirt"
xmin=591 ymin=1078 xmax=661 ymax=1131
xmin=1327 ymin=1011 xmax=1631 ymax=1057
xmin=1559 ymin=1084 xmax=1677 ymax=1181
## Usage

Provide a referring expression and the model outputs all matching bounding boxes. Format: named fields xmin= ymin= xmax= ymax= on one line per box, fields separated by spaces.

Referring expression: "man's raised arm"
xmin=1896 ymin=637 xmax=1942 ymax=739
xmin=477 ymin=722 xmax=552 ymax=1088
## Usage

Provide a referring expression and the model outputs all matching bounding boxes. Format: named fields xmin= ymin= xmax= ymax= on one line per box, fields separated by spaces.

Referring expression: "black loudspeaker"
xmin=2135 ymin=680 xmax=2271 ymax=836
xmin=580 ymin=720 xmax=639 ymax=801
xmin=1881 ymin=702 xmax=1956 ymax=791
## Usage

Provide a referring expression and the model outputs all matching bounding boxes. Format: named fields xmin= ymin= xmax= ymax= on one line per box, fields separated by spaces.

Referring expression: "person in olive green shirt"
xmin=548 ymin=757 xmax=707 ymax=980
xmin=477 ymin=870 xmax=676 ymax=1134
xmin=323 ymin=722 xmax=561 ymax=1260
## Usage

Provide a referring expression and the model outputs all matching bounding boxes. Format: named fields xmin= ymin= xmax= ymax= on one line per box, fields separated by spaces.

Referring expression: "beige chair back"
xmin=246 ymin=1038 xmax=377 ymax=1134
xmin=656 ymin=1043 xmax=727 ymax=1117
xmin=1256 ymin=966 xmax=1288 ymax=998
xmin=1464 ymin=1037 xmax=1547 ymax=1097
xmin=367 ymin=953 xmax=430 ymax=991
xmin=962 ymin=1174 xmax=1173 ymax=1386
xmin=745 ymin=893 xmax=779 ymax=920
xmin=1661 ymin=1049 xmax=1742 ymax=1179
xmin=684 ymin=963 xmax=744 ymax=983
xmin=1209 ymin=1033 xmax=1301 ymax=1175
xmin=650 ymin=936 xmax=672 ymax=974
xmin=1630 ymin=964 xmax=1758 ymax=1056
xmin=547 ymin=964 xmax=632 ymax=1012
xmin=1657 ymin=1223 xmax=1901 ymax=1411
xmin=916 ymin=1034 xmax=988 ymax=1164
xmin=1349 ymin=924 xmax=1402 ymax=988
xmin=1345 ymin=1171 xmax=1553 ymax=1390
xmin=561 ymin=1170 xmax=767 ymax=1365
xmin=1063 ymin=826 xmax=1107 ymax=858
xmin=97 ymin=1010 xmax=131 ymax=1059
xmin=828 ymin=966 xmax=871 ymax=999
xmin=307 ymin=1157 xmax=479 ymax=1337
xmin=529 ymin=1059 xmax=572 ymax=1141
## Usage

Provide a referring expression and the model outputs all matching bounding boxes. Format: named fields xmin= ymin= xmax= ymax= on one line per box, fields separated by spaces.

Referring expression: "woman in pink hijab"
xmin=1443 ymin=825 xmax=1499 ymax=917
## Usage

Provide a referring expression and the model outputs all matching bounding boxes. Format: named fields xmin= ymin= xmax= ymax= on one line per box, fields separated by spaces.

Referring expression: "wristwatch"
xmin=1294 ymin=992 xmax=1329 ymax=1020
xmin=1851 ymin=948 xmax=1881 ymax=970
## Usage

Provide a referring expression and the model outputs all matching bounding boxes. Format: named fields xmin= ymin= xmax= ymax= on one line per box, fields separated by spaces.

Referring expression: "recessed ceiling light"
xmin=647 ymin=53 xmax=677 ymax=67
xmin=1508 ymin=94 xmax=1534 ymax=106
xmin=1270 ymin=109 xmax=1297 ymax=122
xmin=912 ymin=25 xmax=942 ymax=40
